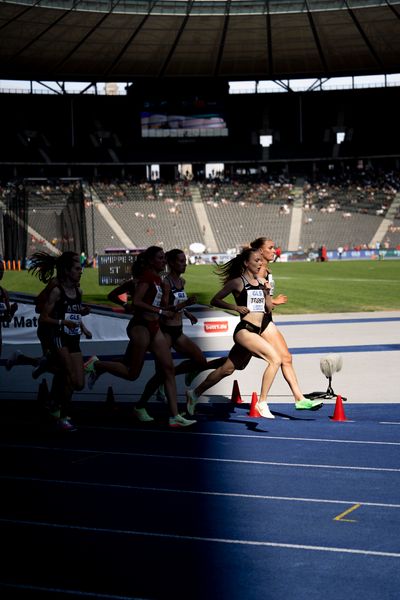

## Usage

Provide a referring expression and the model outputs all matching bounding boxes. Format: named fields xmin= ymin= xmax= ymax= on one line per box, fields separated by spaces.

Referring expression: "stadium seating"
xmin=91 ymin=181 xmax=203 ymax=252
xmin=382 ymin=219 xmax=400 ymax=249
xmin=299 ymin=210 xmax=384 ymax=252
xmin=2 ymin=177 xmax=400 ymax=261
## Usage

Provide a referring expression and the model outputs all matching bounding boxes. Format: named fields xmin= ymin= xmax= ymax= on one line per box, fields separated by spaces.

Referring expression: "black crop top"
xmin=165 ymin=275 xmax=188 ymax=310
xmin=235 ymin=275 xmax=266 ymax=317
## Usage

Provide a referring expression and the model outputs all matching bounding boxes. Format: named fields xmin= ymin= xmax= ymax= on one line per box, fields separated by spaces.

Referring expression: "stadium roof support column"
xmin=287 ymin=189 xmax=304 ymax=252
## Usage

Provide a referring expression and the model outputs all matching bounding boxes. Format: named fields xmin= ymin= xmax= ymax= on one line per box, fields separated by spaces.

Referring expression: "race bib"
xmin=64 ymin=312 xmax=82 ymax=335
xmin=173 ymin=290 xmax=188 ymax=310
xmin=247 ymin=289 xmax=265 ymax=312
xmin=152 ymin=285 xmax=163 ymax=308
xmin=268 ymin=274 xmax=275 ymax=297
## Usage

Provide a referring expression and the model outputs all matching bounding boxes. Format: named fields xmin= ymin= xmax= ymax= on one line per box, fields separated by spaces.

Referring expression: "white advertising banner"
xmin=1 ymin=304 xmax=130 ymax=345
xmin=1 ymin=303 xmax=239 ymax=345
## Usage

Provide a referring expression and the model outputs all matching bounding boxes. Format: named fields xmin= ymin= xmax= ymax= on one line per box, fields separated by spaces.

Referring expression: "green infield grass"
xmin=3 ymin=259 xmax=400 ymax=314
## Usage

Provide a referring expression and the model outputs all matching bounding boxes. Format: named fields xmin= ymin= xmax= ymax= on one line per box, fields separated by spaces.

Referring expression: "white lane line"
xmin=1 ymin=444 xmax=399 ymax=472
xmin=2 ymin=475 xmax=400 ymax=508
xmin=278 ymin=277 xmax=400 ymax=284
xmin=0 ymin=582 xmax=142 ymax=599
xmin=380 ymin=422 xmax=400 ymax=425
xmin=182 ymin=431 xmax=400 ymax=446
xmin=60 ymin=427 xmax=400 ymax=447
xmin=1 ymin=517 xmax=400 ymax=558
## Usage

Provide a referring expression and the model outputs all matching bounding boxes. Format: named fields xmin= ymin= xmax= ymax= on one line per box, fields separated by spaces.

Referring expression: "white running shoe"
xmin=134 ymin=407 xmax=154 ymax=422
xmin=186 ymin=389 xmax=200 ymax=416
xmin=255 ymin=401 xmax=275 ymax=419
xmin=169 ymin=413 xmax=197 ymax=428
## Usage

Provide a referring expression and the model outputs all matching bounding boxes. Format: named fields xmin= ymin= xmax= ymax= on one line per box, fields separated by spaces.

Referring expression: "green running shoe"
xmin=295 ymin=398 xmax=323 ymax=411
xmin=84 ymin=355 xmax=98 ymax=374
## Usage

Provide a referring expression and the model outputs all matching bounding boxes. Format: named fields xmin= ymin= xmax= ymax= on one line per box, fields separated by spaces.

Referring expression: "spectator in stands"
xmin=187 ymin=247 xmax=279 ymax=419
xmin=28 ymin=251 xmax=88 ymax=431
xmin=84 ymin=246 xmax=196 ymax=428
xmin=0 ymin=260 xmax=18 ymax=359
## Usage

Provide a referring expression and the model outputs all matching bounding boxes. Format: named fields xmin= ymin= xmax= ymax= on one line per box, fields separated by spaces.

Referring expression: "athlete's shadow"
xmin=196 ymin=403 xmax=318 ymax=425
xmin=271 ymin=409 xmax=316 ymax=421
xmin=231 ymin=405 xmax=317 ymax=422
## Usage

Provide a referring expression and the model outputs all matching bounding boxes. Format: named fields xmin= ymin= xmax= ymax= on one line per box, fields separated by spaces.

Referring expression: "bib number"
xmin=173 ymin=290 xmax=187 ymax=310
xmin=152 ymin=285 xmax=163 ymax=308
xmin=247 ymin=289 xmax=265 ymax=312
xmin=64 ymin=312 xmax=81 ymax=335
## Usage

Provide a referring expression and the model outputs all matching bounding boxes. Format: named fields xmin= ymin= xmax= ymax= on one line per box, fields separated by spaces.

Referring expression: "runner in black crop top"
xmin=235 ymin=275 xmax=270 ymax=315
xmin=249 ymin=237 xmax=323 ymax=411
xmin=29 ymin=250 xmax=87 ymax=431
xmin=187 ymin=242 xmax=323 ymax=417
xmin=47 ymin=284 xmax=83 ymax=353
xmin=201 ymin=247 xmax=279 ymax=419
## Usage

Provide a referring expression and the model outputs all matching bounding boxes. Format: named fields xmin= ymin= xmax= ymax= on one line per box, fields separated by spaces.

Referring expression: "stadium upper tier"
xmin=1 ymin=0 xmax=399 ymax=81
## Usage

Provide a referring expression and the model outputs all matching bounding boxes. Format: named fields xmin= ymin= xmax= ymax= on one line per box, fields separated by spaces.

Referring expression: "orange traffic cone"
xmin=330 ymin=395 xmax=347 ymax=422
xmin=231 ymin=379 xmax=244 ymax=404
xmin=248 ymin=392 xmax=261 ymax=417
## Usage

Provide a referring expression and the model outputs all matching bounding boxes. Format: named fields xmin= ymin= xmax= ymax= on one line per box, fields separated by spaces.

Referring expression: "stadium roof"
xmin=0 ymin=0 xmax=399 ymax=84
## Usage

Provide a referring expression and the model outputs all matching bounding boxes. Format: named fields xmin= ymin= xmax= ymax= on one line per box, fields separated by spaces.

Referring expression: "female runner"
xmin=250 ymin=237 xmax=321 ymax=410
xmin=29 ymin=251 xmax=88 ymax=431
xmin=190 ymin=247 xmax=280 ymax=419
xmin=186 ymin=241 xmax=323 ymax=414
xmin=85 ymin=246 xmax=196 ymax=428
xmin=135 ymin=248 xmax=224 ymax=413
